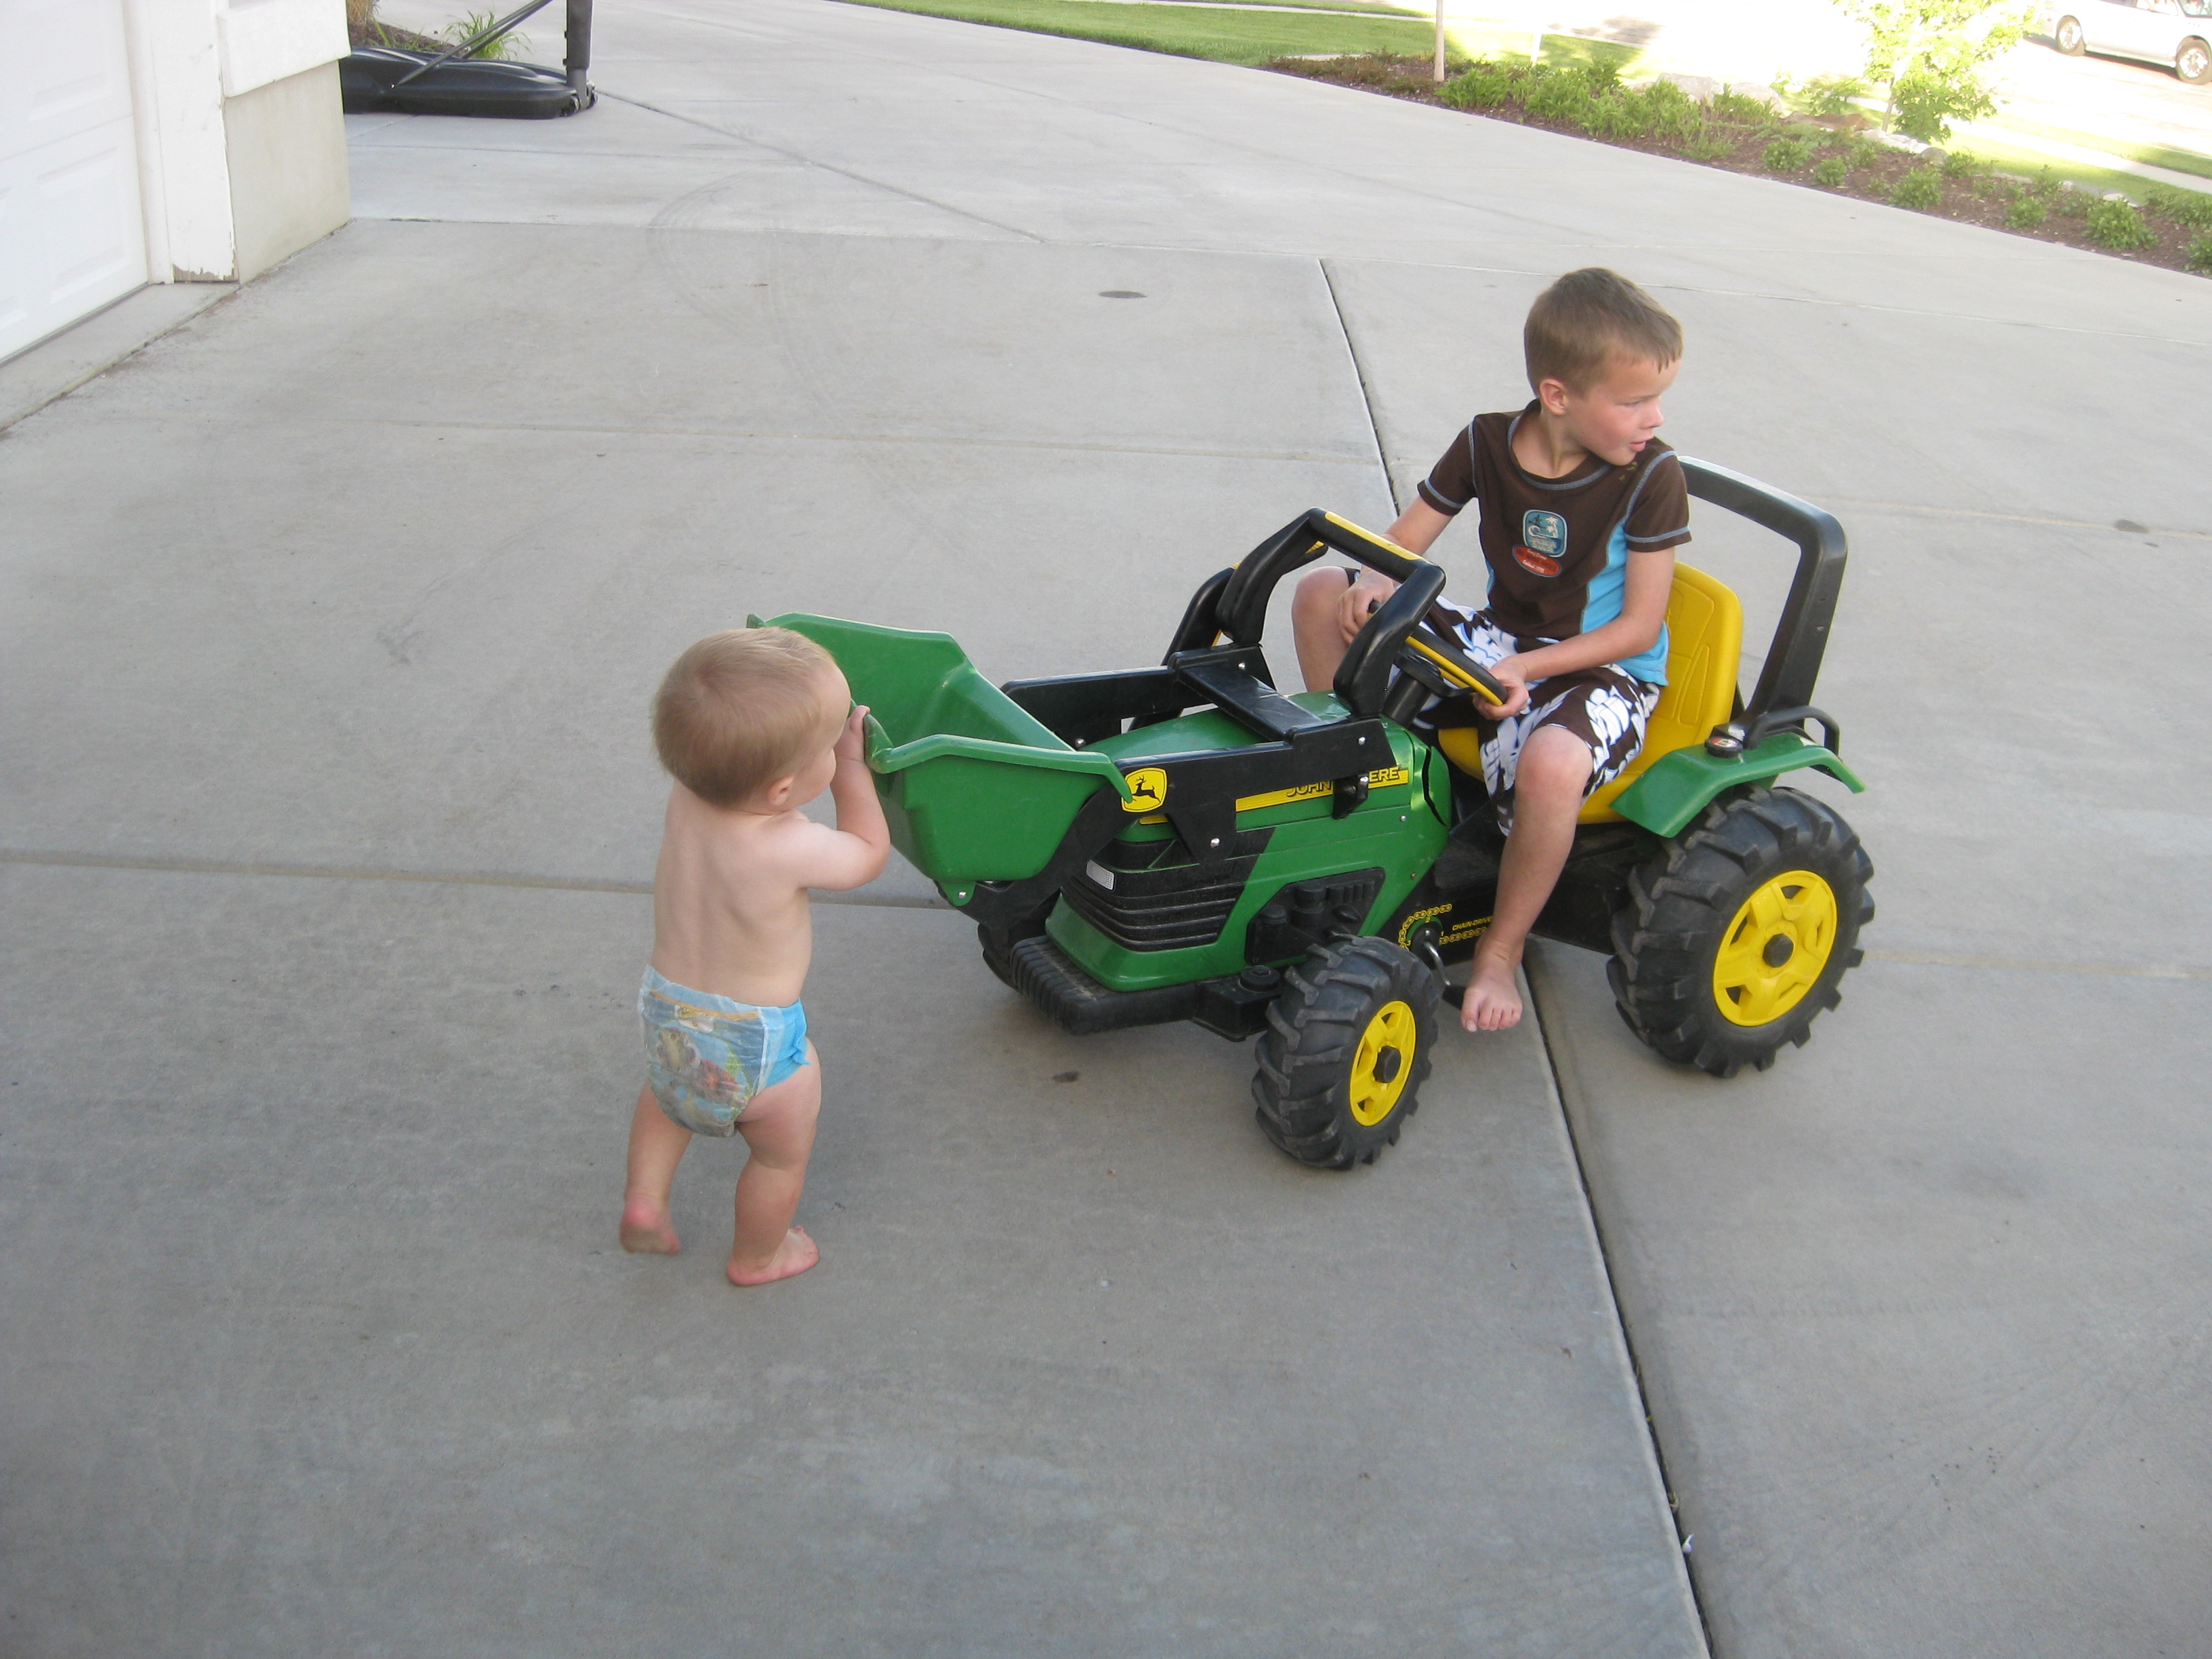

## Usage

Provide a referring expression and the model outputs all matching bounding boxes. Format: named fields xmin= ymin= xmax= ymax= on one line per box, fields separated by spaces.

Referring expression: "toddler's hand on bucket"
xmin=836 ymin=705 xmax=871 ymax=764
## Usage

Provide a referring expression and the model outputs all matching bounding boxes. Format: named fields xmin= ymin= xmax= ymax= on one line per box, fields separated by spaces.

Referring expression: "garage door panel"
xmin=0 ymin=0 xmax=146 ymax=364
xmin=41 ymin=126 xmax=143 ymax=301
xmin=0 ymin=0 xmax=135 ymax=162
xmin=0 ymin=115 xmax=146 ymax=361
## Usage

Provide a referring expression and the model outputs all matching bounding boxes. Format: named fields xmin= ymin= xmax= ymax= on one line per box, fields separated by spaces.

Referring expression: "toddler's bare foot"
xmin=728 ymin=1226 xmax=819 ymax=1286
xmin=1460 ymin=951 xmax=1523 ymax=1032
xmin=619 ymin=1201 xmax=681 ymax=1255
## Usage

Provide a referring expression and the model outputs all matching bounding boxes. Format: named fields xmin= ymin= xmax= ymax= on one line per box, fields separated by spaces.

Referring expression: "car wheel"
xmin=2055 ymin=14 xmax=2085 ymax=53
xmin=2178 ymin=37 xmax=2211 ymax=82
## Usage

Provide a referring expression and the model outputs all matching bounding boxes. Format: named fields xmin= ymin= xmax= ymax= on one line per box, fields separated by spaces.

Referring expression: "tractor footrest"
xmin=1008 ymin=935 xmax=1200 ymax=1037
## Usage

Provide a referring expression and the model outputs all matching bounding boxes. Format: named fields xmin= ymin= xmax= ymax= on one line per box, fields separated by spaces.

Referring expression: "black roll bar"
xmin=1678 ymin=457 xmax=1847 ymax=724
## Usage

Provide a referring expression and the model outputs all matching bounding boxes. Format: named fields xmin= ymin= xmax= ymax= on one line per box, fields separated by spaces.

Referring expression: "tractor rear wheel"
xmin=1608 ymin=786 xmax=1872 ymax=1078
xmin=1253 ymin=937 xmax=1438 ymax=1168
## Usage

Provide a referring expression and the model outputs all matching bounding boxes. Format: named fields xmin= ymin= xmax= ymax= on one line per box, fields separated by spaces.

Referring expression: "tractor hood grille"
xmin=1059 ymin=829 xmax=1271 ymax=952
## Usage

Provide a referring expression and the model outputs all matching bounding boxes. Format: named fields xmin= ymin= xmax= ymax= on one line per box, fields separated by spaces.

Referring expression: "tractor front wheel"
xmin=1253 ymin=937 xmax=1438 ymax=1168
xmin=1608 ymin=786 xmax=1873 ymax=1078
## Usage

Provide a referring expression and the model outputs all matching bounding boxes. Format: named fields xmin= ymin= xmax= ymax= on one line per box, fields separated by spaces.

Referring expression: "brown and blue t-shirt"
xmin=1415 ymin=403 xmax=1692 ymax=683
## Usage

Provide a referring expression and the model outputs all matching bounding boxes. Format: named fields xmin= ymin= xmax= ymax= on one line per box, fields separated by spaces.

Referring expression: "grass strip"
xmin=1112 ymin=0 xmax=1435 ymax=14
xmin=1946 ymin=131 xmax=2186 ymax=202
xmin=1984 ymin=115 xmax=2212 ymax=184
xmin=831 ymin=0 xmax=1436 ymax=63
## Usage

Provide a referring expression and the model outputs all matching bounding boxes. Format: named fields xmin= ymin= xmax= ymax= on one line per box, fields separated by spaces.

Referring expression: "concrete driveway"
xmin=5 ymin=1 xmax=2209 ymax=1654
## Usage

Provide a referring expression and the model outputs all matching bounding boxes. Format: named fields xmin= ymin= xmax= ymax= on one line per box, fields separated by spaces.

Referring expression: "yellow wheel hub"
xmin=1349 ymin=1000 xmax=1416 ymax=1126
xmin=1712 ymin=869 xmax=1839 ymax=1027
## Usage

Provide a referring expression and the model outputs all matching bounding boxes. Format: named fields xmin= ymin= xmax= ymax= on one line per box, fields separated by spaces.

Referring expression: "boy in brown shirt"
xmin=1292 ymin=268 xmax=1690 ymax=1033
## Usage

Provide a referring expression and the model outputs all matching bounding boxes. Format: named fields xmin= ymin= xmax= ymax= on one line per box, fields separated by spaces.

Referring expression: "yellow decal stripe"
xmin=1235 ymin=766 xmax=1409 ymax=814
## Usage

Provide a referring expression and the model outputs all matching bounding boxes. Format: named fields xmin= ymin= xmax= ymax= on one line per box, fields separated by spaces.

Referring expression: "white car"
xmin=2051 ymin=0 xmax=2212 ymax=83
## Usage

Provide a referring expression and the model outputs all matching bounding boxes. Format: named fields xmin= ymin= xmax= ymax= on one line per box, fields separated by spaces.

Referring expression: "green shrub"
xmin=1763 ymin=134 xmax=1816 ymax=171
xmin=1626 ymin=77 xmax=1701 ymax=139
xmin=1682 ymin=124 xmax=1738 ymax=162
xmin=1847 ymin=136 xmax=1887 ymax=169
xmin=1812 ymin=155 xmax=1851 ymax=186
xmin=1441 ymin=60 xmax=1517 ymax=110
xmin=1455 ymin=61 xmax=1715 ymax=144
xmin=1973 ymin=173 xmax=2018 ymax=200
xmin=2028 ymin=167 xmax=2064 ymax=202
xmin=1711 ymin=88 xmax=1776 ymax=123
xmin=1525 ymin=79 xmax=1598 ymax=129
xmin=2051 ymin=185 xmax=2089 ymax=219
xmin=2188 ymin=232 xmax=2212 ymax=273
xmin=1889 ymin=167 xmax=1942 ymax=209
xmin=1940 ymin=148 xmax=1977 ymax=180
xmin=2005 ymin=195 xmax=2047 ymax=229
xmin=1572 ymin=77 xmax=1703 ymax=142
xmin=2085 ymin=196 xmax=2156 ymax=250
xmin=2144 ymin=183 xmax=2212 ymax=232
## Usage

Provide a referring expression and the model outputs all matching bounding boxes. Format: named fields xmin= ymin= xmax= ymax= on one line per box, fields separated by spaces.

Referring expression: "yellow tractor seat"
xmin=1433 ymin=562 xmax=1744 ymax=825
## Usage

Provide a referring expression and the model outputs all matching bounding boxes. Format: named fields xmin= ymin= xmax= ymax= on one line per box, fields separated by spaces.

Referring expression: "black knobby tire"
xmin=1607 ymin=785 xmax=1873 ymax=1078
xmin=978 ymin=920 xmax=1046 ymax=987
xmin=979 ymin=924 xmax=1016 ymax=987
xmin=1252 ymin=937 xmax=1438 ymax=1169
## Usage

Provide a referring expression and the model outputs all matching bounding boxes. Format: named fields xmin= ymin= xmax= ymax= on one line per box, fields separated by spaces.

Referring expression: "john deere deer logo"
xmin=1121 ymin=767 xmax=1168 ymax=813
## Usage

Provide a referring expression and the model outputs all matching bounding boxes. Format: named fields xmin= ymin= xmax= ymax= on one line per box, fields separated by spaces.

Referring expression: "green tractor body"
xmin=768 ymin=459 xmax=1872 ymax=1168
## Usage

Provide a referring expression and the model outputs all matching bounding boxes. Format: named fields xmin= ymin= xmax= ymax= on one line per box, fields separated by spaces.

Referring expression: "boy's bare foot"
xmin=1460 ymin=951 xmax=1523 ymax=1031
xmin=619 ymin=1202 xmax=682 ymax=1255
xmin=728 ymin=1226 xmax=819 ymax=1286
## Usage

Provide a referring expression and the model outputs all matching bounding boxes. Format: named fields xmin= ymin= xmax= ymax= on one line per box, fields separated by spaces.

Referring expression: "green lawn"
xmin=830 ymin=0 xmax=1437 ymax=64
xmin=1945 ymin=130 xmax=2190 ymax=202
xmin=1984 ymin=115 xmax=2212 ymax=184
xmin=1107 ymin=0 xmax=1431 ymax=14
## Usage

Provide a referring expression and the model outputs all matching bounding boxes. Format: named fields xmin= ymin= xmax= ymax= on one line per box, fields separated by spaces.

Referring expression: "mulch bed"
xmin=1267 ymin=54 xmax=2210 ymax=279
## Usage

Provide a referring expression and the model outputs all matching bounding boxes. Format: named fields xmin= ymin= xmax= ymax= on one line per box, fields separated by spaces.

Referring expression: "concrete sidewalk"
xmin=6 ymin=1 xmax=2210 ymax=1653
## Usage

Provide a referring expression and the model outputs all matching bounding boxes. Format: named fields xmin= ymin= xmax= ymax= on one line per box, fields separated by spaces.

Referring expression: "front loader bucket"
xmin=762 ymin=614 xmax=1127 ymax=885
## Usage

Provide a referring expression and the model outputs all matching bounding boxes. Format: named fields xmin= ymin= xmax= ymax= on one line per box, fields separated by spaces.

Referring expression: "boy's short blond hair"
xmin=1524 ymin=268 xmax=1683 ymax=394
xmin=653 ymin=627 xmax=838 ymax=807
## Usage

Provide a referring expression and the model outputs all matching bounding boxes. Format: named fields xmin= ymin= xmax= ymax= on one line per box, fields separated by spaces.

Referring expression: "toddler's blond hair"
xmin=653 ymin=627 xmax=838 ymax=807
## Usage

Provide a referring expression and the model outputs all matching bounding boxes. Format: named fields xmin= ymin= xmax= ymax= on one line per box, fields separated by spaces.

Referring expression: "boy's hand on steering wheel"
xmin=1475 ymin=657 xmax=1531 ymax=720
xmin=1338 ymin=574 xmax=1399 ymax=646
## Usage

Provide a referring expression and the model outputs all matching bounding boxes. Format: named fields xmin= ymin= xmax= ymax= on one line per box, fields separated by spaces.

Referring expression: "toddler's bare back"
xmin=649 ymin=787 xmax=821 ymax=1008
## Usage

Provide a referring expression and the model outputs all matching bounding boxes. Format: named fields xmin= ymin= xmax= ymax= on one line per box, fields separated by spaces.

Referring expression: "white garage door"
xmin=0 ymin=0 xmax=148 ymax=363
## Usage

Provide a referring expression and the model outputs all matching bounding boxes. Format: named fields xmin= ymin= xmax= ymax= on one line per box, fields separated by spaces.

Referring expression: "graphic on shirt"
xmin=1515 ymin=508 xmax=1568 ymax=577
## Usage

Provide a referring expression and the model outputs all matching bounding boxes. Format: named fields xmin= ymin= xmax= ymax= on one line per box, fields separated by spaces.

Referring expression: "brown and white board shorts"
xmin=1422 ymin=603 xmax=1660 ymax=828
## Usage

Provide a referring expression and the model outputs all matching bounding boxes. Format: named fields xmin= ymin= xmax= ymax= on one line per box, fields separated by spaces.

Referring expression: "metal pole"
xmin=566 ymin=0 xmax=594 ymax=98
xmin=1433 ymin=0 xmax=1445 ymax=83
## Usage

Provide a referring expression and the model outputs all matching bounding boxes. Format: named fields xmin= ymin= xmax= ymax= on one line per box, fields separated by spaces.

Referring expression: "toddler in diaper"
xmin=619 ymin=626 xmax=890 ymax=1286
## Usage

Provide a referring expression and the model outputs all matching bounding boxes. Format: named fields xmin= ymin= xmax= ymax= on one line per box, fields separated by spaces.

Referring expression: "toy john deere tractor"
xmin=769 ymin=459 xmax=1871 ymax=1168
